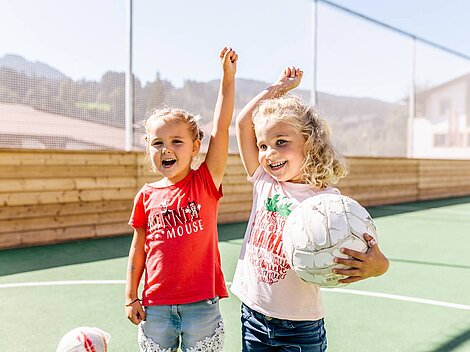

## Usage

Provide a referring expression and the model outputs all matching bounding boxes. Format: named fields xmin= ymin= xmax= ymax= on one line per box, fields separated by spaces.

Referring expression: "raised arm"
xmin=205 ymin=47 xmax=238 ymax=189
xmin=236 ymin=66 xmax=303 ymax=177
xmin=125 ymin=227 xmax=146 ymax=325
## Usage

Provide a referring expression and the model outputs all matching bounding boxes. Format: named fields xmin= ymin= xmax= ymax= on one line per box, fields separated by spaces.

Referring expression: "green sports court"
xmin=1 ymin=196 xmax=470 ymax=352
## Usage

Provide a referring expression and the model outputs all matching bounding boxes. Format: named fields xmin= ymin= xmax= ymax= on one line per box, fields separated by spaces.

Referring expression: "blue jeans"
xmin=138 ymin=297 xmax=224 ymax=351
xmin=241 ymin=303 xmax=327 ymax=352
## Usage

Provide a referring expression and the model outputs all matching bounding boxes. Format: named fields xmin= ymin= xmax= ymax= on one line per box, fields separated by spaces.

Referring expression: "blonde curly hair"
xmin=252 ymin=95 xmax=348 ymax=189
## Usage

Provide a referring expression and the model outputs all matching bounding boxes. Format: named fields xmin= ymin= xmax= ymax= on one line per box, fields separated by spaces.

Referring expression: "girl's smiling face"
xmin=147 ymin=117 xmax=200 ymax=184
xmin=254 ymin=117 xmax=305 ymax=183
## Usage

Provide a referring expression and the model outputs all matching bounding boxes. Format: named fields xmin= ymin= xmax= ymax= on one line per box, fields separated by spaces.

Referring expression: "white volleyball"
xmin=282 ymin=193 xmax=377 ymax=288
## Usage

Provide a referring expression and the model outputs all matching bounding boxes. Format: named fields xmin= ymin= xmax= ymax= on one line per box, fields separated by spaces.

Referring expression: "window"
xmin=433 ymin=134 xmax=446 ymax=147
xmin=439 ymin=99 xmax=450 ymax=115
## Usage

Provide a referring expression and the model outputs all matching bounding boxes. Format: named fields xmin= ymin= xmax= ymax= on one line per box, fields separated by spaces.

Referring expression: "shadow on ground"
xmin=431 ymin=328 xmax=470 ymax=352
xmin=0 ymin=222 xmax=248 ymax=277
xmin=368 ymin=196 xmax=470 ymax=218
xmin=388 ymin=258 xmax=470 ymax=270
xmin=0 ymin=235 xmax=133 ymax=276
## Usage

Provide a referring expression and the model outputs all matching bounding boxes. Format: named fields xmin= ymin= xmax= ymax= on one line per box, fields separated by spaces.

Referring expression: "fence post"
xmin=407 ymin=37 xmax=416 ymax=158
xmin=125 ymin=0 xmax=134 ymax=151
xmin=311 ymin=0 xmax=318 ymax=107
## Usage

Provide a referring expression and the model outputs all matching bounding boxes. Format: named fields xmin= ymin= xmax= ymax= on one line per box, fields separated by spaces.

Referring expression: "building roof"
xmin=416 ymin=72 xmax=470 ymax=99
xmin=0 ymin=103 xmax=125 ymax=150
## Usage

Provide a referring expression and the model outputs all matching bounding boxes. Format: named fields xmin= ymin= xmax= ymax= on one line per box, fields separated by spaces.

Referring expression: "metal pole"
xmin=319 ymin=0 xmax=470 ymax=61
xmin=407 ymin=38 xmax=416 ymax=158
xmin=125 ymin=0 xmax=134 ymax=151
xmin=311 ymin=0 xmax=318 ymax=106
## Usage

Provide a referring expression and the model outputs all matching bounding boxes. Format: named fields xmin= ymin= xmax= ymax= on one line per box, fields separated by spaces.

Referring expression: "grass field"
xmin=1 ymin=196 xmax=470 ymax=351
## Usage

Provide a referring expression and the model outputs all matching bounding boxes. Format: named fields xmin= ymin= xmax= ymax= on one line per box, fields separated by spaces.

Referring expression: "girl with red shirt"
xmin=125 ymin=47 xmax=238 ymax=352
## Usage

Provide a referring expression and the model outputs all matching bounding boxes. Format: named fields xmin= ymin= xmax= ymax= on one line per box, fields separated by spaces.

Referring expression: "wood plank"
xmin=419 ymin=177 xmax=470 ymax=188
xmin=347 ymin=157 xmax=417 ymax=164
xmin=222 ymin=174 xmax=251 ymax=184
xmin=217 ymin=211 xmax=250 ymax=224
xmin=0 ymin=177 xmax=136 ymax=193
xmin=0 ymin=222 xmax=131 ymax=249
xmin=340 ymin=185 xmax=418 ymax=196
xmin=221 ymin=184 xmax=253 ymax=194
xmin=337 ymin=177 xmax=418 ymax=187
xmin=356 ymin=195 xmax=418 ymax=207
xmin=137 ymin=166 xmax=155 ymax=178
xmin=137 ymin=175 xmax=163 ymax=188
xmin=419 ymin=170 xmax=470 ymax=176
xmin=0 ymin=188 xmax=136 ymax=206
xmin=0 ymin=200 xmax=132 ymax=220
xmin=225 ymin=164 xmax=249 ymax=176
xmin=419 ymin=188 xmax=470 ymax=200
xmin=221 ymin=193 xmax=253 ymax=203
xmin=0 ymin=165 xmax=136 ymax=178
xmin=227 ymin=154 xmax=244 ymax=166
xmin=339 ymin=186 xmax=418 ymax=203
xmin=219 ymin=201 xmax=253 ymax=214
xmin=0 ymin=150 xmax=137 ymax=166
xmin=0 ymin=211 xmax=130 ymax=234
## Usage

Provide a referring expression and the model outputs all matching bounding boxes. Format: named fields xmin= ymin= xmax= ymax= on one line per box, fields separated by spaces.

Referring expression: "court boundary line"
xmin=1 ymin=280 xmax=469 ymax=311
xmin=322 ymin=287 xmax=470 ymax=311
xmin=0 ymin=280 xmax=125 ymax=287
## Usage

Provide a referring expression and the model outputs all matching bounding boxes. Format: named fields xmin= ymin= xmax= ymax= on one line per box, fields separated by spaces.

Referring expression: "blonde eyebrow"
xmin=151 ymin=135 xmax=185 ymax=142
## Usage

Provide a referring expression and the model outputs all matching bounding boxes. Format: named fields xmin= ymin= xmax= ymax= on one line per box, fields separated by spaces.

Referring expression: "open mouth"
xmin=269 ymin=161 xmax=286 ymax=170
xmin=162 ymin=159 xmax=176 ymax=167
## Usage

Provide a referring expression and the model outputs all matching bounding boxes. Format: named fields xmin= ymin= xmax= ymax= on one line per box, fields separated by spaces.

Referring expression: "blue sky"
xmin=326 ymin=0 xmax=470 ymax=57
xmin=1 ymin=0 xmax=469 ymax=102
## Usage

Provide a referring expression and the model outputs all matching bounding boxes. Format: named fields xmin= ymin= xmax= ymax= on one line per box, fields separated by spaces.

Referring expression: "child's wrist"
xmin=221 ymin=76 xmax=236 ymax=89
xmin=125 ymin=298 xmax=141 ymax=306
xmin=221 ymin=72 xmax=236 ymax=82
xmin=269 ymin=83 xmax=287 ymax=97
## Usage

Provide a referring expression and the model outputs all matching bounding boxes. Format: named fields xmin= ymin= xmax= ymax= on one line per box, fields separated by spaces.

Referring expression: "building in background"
xmin=413 ymin=72 xmax=470 ymax=159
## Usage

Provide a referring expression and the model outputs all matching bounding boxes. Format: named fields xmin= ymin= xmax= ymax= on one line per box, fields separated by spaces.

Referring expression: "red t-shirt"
xmin=129 ymin=162 xmax=228 ymax=305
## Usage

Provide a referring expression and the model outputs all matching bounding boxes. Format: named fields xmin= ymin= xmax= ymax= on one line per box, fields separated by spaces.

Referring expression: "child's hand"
xmin=219 ymin=47 xmax=238 ymax=79
xmin=273 ymin=66 xmax=303 ymax=95
xmin=125 ymin=300 xmax=146 ymax=325
xmin=333 ymin=233 xmax=390 ymax=284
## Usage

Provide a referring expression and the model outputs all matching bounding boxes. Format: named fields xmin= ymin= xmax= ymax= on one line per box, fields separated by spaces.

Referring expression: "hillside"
xmin=0 ymin=54 xmax=68 ymax=80
xmin=0 ymin=54 xmax=407 ymax=156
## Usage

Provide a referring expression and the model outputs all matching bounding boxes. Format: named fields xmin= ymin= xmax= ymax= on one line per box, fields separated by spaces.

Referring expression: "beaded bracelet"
xmin=125 ymin=298 xmax=141 ymax=307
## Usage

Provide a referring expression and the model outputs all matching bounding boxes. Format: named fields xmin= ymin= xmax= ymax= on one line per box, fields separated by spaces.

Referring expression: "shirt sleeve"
xmin=129 ymin=187 xmax=147 ymax=229
xmin=247 ymin=165 xmax=264 ymax=184
xmin=197 ymin=162 xmax=223 ymax=200
xmin=323 ymin=187 xmax=341 ymax=195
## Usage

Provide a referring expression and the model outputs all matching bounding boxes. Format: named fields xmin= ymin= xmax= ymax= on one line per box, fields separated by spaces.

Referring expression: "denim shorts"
xmin=241 ymin=303 xmax=327 ymax=352
xmin=138 ymin=297 xmax=224 ymax=352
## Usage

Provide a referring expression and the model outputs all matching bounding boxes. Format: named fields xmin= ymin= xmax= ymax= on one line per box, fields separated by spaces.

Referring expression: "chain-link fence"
xmin=1 ymin=0 xmax=469 ymax=158
xmin=0 ymin=0 xmax=126 ymax=150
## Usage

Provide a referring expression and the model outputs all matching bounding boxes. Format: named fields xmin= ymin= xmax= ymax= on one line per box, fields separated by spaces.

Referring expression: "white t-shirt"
xmin=230 ymin=166 xmax=340 ymax=321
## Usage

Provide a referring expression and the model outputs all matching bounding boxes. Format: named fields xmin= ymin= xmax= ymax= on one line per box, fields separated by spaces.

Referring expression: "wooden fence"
xmin=1 ymin=149 xmax=470 ymax=249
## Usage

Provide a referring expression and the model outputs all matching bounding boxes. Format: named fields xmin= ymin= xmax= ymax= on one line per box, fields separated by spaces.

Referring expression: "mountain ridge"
xmin=0 ymin=54 xmax=68 ymax=80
